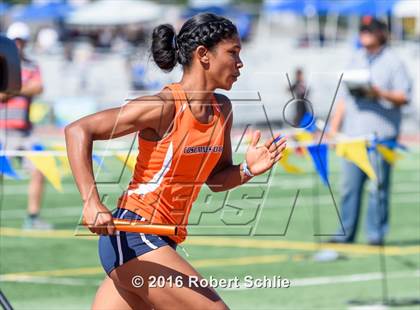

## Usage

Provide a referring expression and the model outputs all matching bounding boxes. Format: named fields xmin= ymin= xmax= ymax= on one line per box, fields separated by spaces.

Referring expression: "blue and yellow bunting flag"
xmin=26 ymin=144 xmax=63 ymax=191
xmin=0 ymin=155 xmax=20 ymax=179
xmin=294 ymin=131 xmax=313 ymax=157
xmin=336 ymin=140 xmax=376 ymax=180
xmin=116 ymin=153 xmax=137 ymax=171
xmin=299 ymin=112 xmax=317 ymax=133
xmin=376 ymin=144 xmax=402 ymax=165
xmin=279 ymin=147 xmax=303 ymax=174
xmin=29 ymin=102 xmax=49 ymax=124
xmin=307 ymin=143 xmax=329 ymax=185
xmin=51 ymin=144 xmax=72 ymax=176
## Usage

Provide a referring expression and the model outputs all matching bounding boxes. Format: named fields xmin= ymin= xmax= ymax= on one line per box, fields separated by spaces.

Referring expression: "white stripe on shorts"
xmin=139 ymin=217 xmax=158 ymax=249
xmin=116 ymin=209 xmax=128 ymax=266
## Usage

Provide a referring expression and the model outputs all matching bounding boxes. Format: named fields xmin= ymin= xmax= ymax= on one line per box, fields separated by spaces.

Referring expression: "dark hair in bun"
xmin=151 ymin=13 xmax=238 ymax=72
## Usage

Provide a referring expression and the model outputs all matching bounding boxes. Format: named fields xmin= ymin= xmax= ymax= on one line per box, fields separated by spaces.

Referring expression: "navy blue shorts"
xmin=98 ymin=208 xmax=177 ymax=275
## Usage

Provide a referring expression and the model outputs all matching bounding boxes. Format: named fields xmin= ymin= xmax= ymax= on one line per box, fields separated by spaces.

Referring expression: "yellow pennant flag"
xmin=116 ymin=153 xmax=138 ymax=171
xmin=294 ymin=131 xmax=313 ymax=157
xmin=279 ymin=148 xmax=303 ymax=174
xmin=29 ymin=102 xmax=49 ymax=123
xmin=294 ymin=131 xmax=313 ymax=142
xmin=336 ymin=140 xmax=376 ymax=180
xmin=376 ymin=145 xmax=402 ymax=165
xmin=27 ymin=153 xmax=63 ymax=191
xmin=51 ymin=145 xmax=71 ymax=176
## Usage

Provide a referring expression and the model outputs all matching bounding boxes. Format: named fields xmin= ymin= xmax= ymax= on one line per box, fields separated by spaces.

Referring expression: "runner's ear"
xmin=0 ymin=36 xmax=21 ymax=92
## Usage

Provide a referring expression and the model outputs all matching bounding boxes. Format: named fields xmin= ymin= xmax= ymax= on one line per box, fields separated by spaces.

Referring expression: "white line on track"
xmin=1 ymin=206 xmax=83 ymax=219
xmin=221 ymin=270 xmax=420 ymax=291
xmin=0 ymin=184 xmax=126 ymax=194
xmin=0 ymin=275 xmax=101 ymax=286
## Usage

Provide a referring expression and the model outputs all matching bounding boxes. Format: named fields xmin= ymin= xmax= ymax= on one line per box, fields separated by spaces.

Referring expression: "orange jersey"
xmin=118 ymin=83 xmax=226 ymax=243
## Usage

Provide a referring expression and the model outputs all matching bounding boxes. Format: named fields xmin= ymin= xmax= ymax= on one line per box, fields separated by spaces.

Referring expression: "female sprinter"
xmin=65 ymin=13 xmax=287 ymax=310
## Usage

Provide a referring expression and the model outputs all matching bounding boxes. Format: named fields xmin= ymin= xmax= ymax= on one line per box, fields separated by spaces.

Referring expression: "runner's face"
xmin=207 ymin=36 xmax=243 ymax=90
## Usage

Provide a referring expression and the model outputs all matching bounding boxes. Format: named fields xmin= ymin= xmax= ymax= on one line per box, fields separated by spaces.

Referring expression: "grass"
xmin=0 ymin=150 xmax=419 ymax=309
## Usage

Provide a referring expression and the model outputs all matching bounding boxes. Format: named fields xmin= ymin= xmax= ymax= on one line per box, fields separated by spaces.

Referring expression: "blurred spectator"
xmin=74 ymin=41 xmax=94 ymax=90
xmin=97 ymin=28 xmax=114 ymax=50
xmin=0 ymin=22 xmax=52 ymax=230
xmin=329 ymin=17 xmax=412 ymax=245
xmin=36 ymin=27 xmax=59 ymax=54
xmin=57 ymin=19 xmax=75 ymax=63
xmin=290 ymin=68 xmax=310 ymax=126
xmin=63 ymin=41 xmax=74 ymax=63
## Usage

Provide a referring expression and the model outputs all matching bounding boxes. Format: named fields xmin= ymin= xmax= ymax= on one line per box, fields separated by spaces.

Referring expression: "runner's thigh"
xmin=110 ymin=245 xmax=228 ymax=310
xmin=92 ymin=275 xmax=152 ymax=310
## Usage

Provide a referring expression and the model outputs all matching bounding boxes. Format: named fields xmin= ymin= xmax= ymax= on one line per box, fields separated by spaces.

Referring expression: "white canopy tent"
xmin=394 ymin=0 xmax=420 ymax=18
xmin=188 ymin=0 xmax=231 ymax=9
xmin=66 ymin=0 xmax=162 ymax=26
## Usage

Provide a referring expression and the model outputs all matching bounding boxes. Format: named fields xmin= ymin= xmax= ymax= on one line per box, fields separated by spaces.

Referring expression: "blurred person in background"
xmin=290 ymin=67 xmax=310 ymax=127
xmin=36 ymin=27 xmax=59 ymax=54
xmin=74 ymin=40 xmax=94 ymax=91
xmin=58 ymin=20 xmax=75 ymax=63
xmin=329 ymin=17 xmax=412 ymax=245
xmin=0 ymin=22 xmax=52 ymax=230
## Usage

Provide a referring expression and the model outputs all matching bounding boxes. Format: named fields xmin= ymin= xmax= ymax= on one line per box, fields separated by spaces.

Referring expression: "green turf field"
xmin=1 ymin=149 xmax=419 ymax=309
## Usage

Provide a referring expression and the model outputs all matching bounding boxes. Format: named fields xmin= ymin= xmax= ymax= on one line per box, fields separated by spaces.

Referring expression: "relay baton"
xmin=113 ymin=218 xmax=177 ymax=236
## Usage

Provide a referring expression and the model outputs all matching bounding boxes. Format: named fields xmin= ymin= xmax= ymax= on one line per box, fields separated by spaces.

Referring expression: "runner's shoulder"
xmin=124 ymin=90 xmax=175 ymax=129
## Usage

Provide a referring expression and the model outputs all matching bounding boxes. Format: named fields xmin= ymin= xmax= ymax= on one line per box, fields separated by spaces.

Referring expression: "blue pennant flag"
xmin=0 ymin=156 xmax=20 ymax=179
xmin=299 ymin=112 xmax=317 ymax=133
xmin=92 ymin=154 xmax=108 ymax=171
xmin=368 ymin=137 xmax=408 ymax=153
xmin=0 ymin=143 xmax=20 ymax=179
xmin=307 ymin=144 xmax=329 ymax=186
xmin=32 ymin=143 xmax=45 ymax=151
xmin=377 ymin=139 xmax=408 ymax=151
xmin=92 ymin=154 xmax=101 ymax=165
